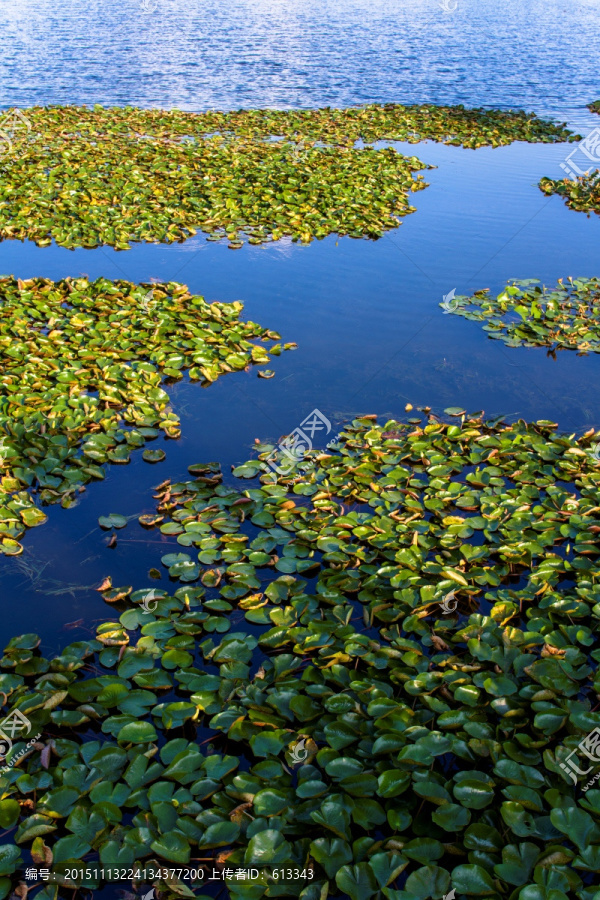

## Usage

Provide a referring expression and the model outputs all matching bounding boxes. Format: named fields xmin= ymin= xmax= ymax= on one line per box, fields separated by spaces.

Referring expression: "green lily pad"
xmin=98 ymin=514 xmax=128 ymax=530
xmin=142 ymin=449 xmax=166 ymax=463
xmin=117 ymin=722 xmax=158 ymax=744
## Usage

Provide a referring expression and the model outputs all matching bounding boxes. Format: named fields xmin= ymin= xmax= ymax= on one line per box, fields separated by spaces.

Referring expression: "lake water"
xmin=1 ymin=1 xmax=600 ymax=666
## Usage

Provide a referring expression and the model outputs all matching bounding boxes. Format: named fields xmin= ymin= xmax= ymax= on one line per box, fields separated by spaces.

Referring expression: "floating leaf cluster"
xmin=539 ymin=173 xmax=600 ymax=216
xmin=538 ymin=96 xmax=599 ymax=214
xmin=1 ymin=413 xmax=600 ymax=900
xmin=442 ymin=277 xmax=600 ymax=353
xmin=0 ymin=276 xmax=287 ymax=555
xmin=0 ymin=103 xmax=575 ymax=250
xmin=187 ymin=103 xmax=575 ymax=147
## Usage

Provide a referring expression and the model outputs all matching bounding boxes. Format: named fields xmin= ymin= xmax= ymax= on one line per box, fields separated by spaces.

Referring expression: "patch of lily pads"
xmin=528 ymin=99 xmax=600 ymax=217
xmin=0 ymin=104 xmax=576 ymax=250
xmin=0 ymin=275 xmax=290 ymax=555
xmin=539 ymin=172 xmax=600 ymax=217
xmin=1 ymin=412 xmax=600 ymax=900
xmin=234 ymin=103 xmax=575 ymax=147
xmin=442 ymin=277 xmax=600 ymax=353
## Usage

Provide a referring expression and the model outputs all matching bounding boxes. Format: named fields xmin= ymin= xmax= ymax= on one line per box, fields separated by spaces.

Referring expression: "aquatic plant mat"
xmin=443 ymin=277 xmax=600 ymax=353
xmin=1 ymin=412 xmax=600 ymax=899
xmin=0 ymin=104 xmax=575 ymax=249
xmin=0 ymin=275 xmax=290 ymax=555
xmin=540 ymin=172 xmax=600 ymax=217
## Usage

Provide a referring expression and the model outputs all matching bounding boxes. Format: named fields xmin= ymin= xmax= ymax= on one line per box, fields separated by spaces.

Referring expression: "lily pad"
xmin=142 ymin=449 xmax=166 ymax=463
xmin=98 ymin=514 xmax=128 ymax=530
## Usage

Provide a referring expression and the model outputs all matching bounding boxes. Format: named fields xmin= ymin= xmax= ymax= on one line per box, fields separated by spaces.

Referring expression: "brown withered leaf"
xmin=541 ymin=644 xmax=566 ymax=658
xmin=229 ymin=802 xmax=253 ymax=825
xmin=430 ymin=634 xmax=449 ymax=651
xmin=96 ymin=576 xmax=112 ymax=592
xmin=31 ymin=837 xmax=53 ymax=867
